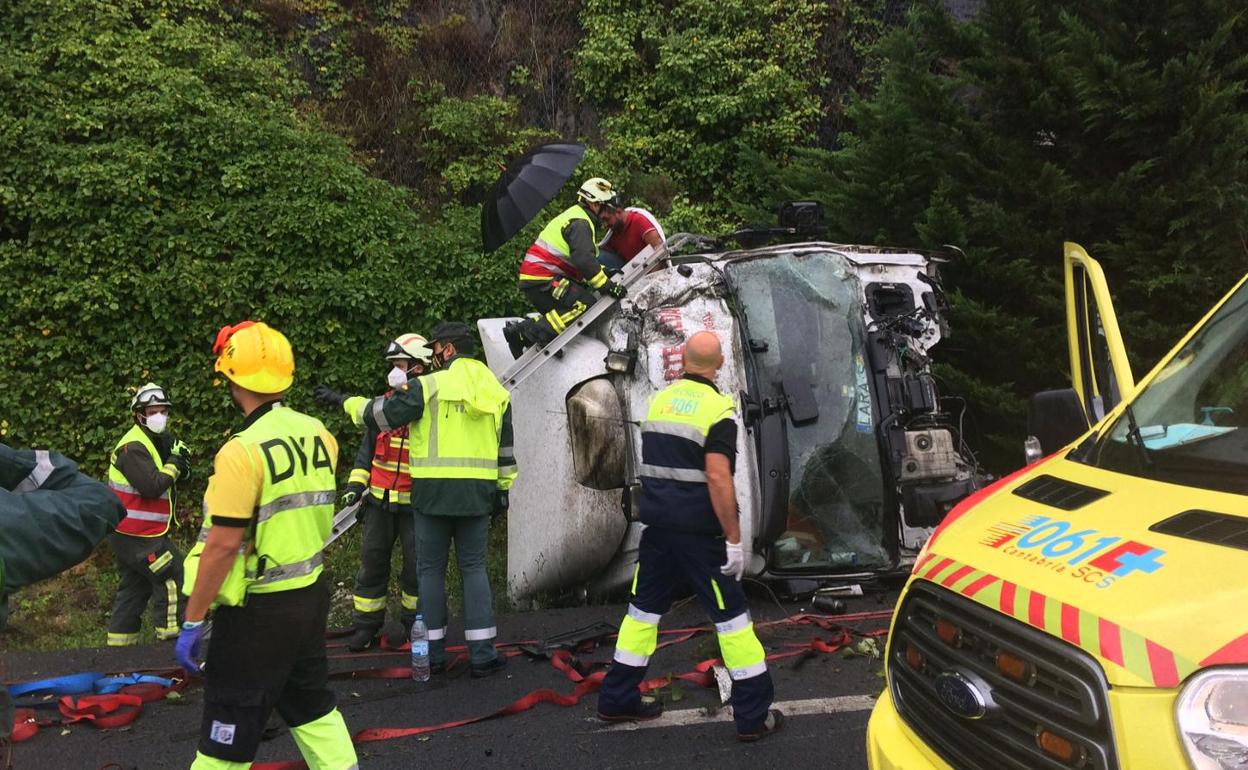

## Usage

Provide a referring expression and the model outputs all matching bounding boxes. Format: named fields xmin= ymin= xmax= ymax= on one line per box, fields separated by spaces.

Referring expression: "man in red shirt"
xmin=599 ymin=207 xmax=666 ymax=270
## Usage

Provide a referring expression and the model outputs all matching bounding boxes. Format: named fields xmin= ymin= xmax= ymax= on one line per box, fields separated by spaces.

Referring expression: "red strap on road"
xmin=58 ymin=694 xmax=144 ymax=729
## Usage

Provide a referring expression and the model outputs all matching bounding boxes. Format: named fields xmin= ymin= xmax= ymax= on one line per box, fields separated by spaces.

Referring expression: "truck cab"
xmin=867 ymin=242 xmax=1248 ymax=770
xmin=480 ymin=235 xmax=979 ymax=602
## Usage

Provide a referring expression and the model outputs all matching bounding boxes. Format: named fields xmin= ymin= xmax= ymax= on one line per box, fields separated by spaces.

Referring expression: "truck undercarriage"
xmin=480 ymin=236 xmax=981 ymax=602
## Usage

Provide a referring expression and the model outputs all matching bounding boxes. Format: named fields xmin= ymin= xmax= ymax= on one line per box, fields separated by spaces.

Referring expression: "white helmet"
xmin=130 ymin=382 xmax=171 ymax=411
xmin=577 ymin=177 xmax=620 ymax=207
xmin=384 ymin=333 xmax=433 ymax=364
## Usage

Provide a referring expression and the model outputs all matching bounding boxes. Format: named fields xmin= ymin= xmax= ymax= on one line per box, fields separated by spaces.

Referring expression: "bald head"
xmin=683 ymin=331 xmax=724 ymax=379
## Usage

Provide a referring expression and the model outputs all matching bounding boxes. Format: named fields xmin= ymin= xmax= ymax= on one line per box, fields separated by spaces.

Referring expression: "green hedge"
xmin=0 ymin=0 xmax=525 ymax=496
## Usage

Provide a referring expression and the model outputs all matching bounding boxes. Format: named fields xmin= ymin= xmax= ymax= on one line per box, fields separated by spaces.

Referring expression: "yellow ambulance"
xmin=867 ymin=243 xmax=1248 ymax=770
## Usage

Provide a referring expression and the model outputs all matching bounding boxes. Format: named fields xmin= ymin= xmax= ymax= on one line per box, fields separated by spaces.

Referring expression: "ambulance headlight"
xmin=1177 ymin=669 xmax=1248 ymax=770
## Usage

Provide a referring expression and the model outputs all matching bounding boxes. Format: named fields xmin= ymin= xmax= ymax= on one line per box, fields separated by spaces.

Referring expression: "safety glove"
xmin=168 ymin=452 xmax=191 ymax=484
xmin=313 ymin=384 xmax=346 ymax=407
xmin=339 ymin=482 xmax=366 ymax=510
xmin=491 ymin=489 xmax=509 ymax=521
xmin=720 ymin=540 xmax=745 ymax=581
xmin=604 ymin=281 xmax=627 ymax=300
xmin=176 ymin=620 xmax=206 ymax=674
xmin=171 ymin=439 xmax=189 ymax=457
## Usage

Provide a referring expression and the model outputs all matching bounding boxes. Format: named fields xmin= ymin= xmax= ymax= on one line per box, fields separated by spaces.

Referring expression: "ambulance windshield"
xmin=729 ymin=250 xmax=889 ymax=570
xmin=1078 ymin=281 xmax=1248 ymax=495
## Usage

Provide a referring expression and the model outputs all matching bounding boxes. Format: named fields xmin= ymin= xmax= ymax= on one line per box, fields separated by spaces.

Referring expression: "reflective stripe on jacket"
xmin=108 ymin=426 xmax=172 ymax=537
xmin=638 ymin=379 xmax=736 ymax=534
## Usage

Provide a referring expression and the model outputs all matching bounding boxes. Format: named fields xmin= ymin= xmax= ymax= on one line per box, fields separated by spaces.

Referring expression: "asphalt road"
xmin=5 ymin=593 xmax=897 ymax=769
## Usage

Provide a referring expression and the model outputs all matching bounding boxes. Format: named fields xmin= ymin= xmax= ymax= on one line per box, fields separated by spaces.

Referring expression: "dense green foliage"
xmin=0 ymin=0 xmax=525 ymax=480
xmin=822 ymin=0 xmax=1248 ymax=464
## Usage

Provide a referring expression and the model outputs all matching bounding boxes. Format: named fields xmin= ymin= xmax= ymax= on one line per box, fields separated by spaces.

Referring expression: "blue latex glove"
xmin=176 ymin=620 xmax=206 ymax=674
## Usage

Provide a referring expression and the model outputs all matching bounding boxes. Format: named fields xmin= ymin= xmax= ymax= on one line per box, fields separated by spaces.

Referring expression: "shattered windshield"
xmin=729 ymin=250 xmax=888 ymax=570
xmin=1076 ymin=280 xmax=1248 ymax=495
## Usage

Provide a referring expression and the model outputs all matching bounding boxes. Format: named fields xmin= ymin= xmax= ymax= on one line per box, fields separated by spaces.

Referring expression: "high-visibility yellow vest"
xmin=182 ymin=404 xmax=337 ymax=606
xmin=520 ymin=204 xmax=605 ymax=286
xmin=107 ymin=425 xmax=173 ymax=537
xmin=408 ymin=358 xmax=513 ymax=486
xmin=638 ymin=378 xmax=736 ymax=534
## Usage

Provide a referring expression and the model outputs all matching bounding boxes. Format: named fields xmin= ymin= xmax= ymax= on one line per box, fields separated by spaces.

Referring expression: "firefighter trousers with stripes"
xmin=351 ymin=496 xmax=419 ymax=631
xmin=107 ymin=532 xmax=184 ymax=644
xmin=598 ymin=526 xmax=774 ymax=732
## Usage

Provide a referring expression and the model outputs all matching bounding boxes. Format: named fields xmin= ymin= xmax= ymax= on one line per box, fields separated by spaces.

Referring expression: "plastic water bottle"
xmin=410 ymin=614 xmax=430 ymax=682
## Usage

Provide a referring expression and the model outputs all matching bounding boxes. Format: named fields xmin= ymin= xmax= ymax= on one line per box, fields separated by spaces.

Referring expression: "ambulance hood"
xmin=918 ymin=454 xmax=1248 ymax=688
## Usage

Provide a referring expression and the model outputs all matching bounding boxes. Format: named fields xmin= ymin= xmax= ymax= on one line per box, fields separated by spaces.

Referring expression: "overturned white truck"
xmin=480 ymin=235 xmax=980 ymax=603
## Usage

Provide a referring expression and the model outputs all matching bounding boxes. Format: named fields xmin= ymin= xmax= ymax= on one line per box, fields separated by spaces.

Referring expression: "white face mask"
xmin=144 ymin=412 xmax=168 ymax=434
xmin=387 ymin=366 xmax=409 ymax=389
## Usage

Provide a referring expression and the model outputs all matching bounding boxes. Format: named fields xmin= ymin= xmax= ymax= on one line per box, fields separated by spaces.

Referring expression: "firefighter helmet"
xmin=385 ymin=333 xmax=433 ymax=364
xmin=213 ymin=321 xmax=295 ymax=394
xmin=130 ymin=382 xmax=172 ymax=411
xmin=577 ymin=177 xmax=620 ymax=208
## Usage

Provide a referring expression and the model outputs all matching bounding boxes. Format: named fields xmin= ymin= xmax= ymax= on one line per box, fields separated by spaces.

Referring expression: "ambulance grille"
xmin=890 ymin=582 xmax=1119 ymax=770
xmin=1151 ymin=509 xmax=1248 ymax=551
xmin=1011 ymin=474 xmax=1108 ymax=510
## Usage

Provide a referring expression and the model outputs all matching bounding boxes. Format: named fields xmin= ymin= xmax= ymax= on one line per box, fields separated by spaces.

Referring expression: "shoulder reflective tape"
xmin=14 ymin=450 xmax=54 ymax=492
xmin=464 ymin=626 xmax=497 ymax=641
xmin=715 ymin=612 xmax=752 ymax=635
xmin=256 ymin=490 xmax=335 ymax=523
xmin=427 ymin=627 xmax=447 ymax=641
xmin=250 ymin=552 xmax=323 ymax=585
xmin=371 ymin=398 xmax=393 ymax=432
xmin=638 ymin=464 xmax=706 ymax=483
xmin=627 ymin=604 xmax=663 ymax=626
xmin=642 ymin=420 xmax=709 ymax=445
xmin=728 ymin=661 xmax=768 ymax=681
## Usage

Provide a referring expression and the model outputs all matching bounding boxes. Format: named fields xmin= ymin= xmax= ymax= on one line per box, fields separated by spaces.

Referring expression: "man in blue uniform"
xmin=597 ymin=330 xmax=783 ymax=741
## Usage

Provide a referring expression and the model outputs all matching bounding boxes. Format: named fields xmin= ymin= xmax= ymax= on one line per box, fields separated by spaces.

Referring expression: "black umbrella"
xmin=481 ymin=142 xmax=585 ymax=253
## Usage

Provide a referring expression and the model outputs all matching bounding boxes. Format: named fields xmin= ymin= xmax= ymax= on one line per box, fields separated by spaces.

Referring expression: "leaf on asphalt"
xmin=418 ymin=736 xmax=431 ymax=742
xmin=60 ymin=728 xmax=71 ymax=736
xmin=165 ymin=691 xmax=183 ymax=701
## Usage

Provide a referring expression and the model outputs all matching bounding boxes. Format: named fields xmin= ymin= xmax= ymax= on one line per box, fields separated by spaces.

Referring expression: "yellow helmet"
xmin=212 ymin=321 xmax=294 ymax=394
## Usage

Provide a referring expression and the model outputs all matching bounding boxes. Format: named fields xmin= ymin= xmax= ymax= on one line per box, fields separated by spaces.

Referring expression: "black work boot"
xmin=737 ymin=709 xmax=785 ymax=742
xmin=470 ymin=655 xmax=509 ymax=679
xmin=503 ymin=321 xmax=528 ymax=360
xmin=597 ymin=696 xmax=664 ymax=723
xmin=347 ymin=626 xmax=378 ymax=652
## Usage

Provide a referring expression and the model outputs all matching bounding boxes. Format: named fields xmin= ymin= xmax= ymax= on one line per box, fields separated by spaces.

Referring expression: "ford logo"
xmin=934 ymin=671 xmax=991 ymax=720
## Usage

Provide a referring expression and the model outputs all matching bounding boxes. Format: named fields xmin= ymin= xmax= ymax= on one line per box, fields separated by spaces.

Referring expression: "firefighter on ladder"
xmin=597 ymin=330 xmax=784 ymax=742
xmin=343 ymin=334 xmax=433 ymax=651
xmin=105 ymin=382 xmax=190 ymax=646
xmin=177 ymin=321 xmax=357 ymax=770
xmin=505 ymin=178 xmax=629 ymax=355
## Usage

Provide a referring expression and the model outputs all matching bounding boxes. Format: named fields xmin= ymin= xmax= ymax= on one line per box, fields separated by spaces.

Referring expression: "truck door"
xmin=1065 ymin=242 xmax=1135 ymax=422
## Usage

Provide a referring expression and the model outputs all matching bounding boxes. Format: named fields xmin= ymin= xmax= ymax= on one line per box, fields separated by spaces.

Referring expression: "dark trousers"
xmin=413 ymin=511 xmax=497 ymax=666
xmin=107 ymin=532 xmax=184 ymax=640
xmin=352 ymin=495 xmax=418 ymax=630
xmin=198 ymin=575 xmax=337 ymax=762
xmin=520 ymin=279 xmax=597 ymax=339
xmin=598 ymin=527 xmax=775 ymax=732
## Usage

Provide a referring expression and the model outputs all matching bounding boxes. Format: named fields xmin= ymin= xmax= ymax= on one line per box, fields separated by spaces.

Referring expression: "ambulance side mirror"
xmin=1027 ymin=388 xmax=1090 ymax=456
